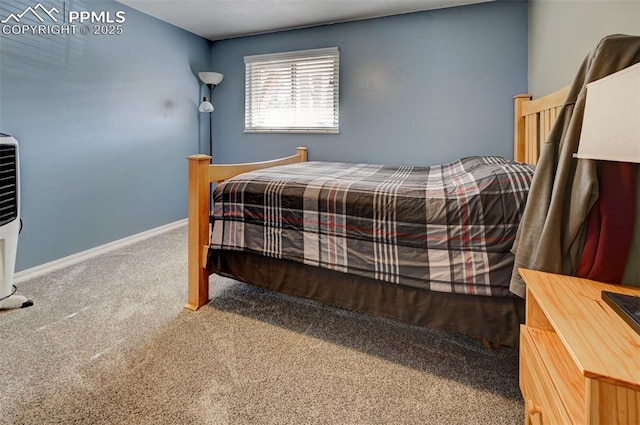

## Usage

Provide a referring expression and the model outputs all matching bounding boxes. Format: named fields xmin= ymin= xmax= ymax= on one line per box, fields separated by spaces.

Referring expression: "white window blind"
xmin=245 ymin=47 xmax=339 ymax=133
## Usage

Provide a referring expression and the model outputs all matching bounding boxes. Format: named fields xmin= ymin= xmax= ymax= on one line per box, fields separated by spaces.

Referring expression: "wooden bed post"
xmin=296 ymin=146 xmax=308 ymax=162
xmin=185 ymin=154 xmax=212 ymax=311
xmin=514 ymin=93 xmax=532 ymax=163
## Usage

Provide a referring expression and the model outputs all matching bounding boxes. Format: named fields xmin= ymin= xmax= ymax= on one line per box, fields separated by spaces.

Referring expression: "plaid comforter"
xmin=210 ymin=157 xmax=534 ymax=296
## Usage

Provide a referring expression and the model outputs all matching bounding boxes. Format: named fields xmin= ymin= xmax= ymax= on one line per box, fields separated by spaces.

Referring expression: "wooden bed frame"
xmin=186 ymin=87 xmax=570 ymax=311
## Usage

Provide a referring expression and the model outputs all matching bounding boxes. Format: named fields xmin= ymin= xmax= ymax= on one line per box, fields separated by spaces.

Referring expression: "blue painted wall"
xmin=0 ymin=0 xmax=211 ymax=271
xmin=210 ymin=0 xmax=527 ymax=166
xmin=0 ymin=0 xmax=527 ymax=271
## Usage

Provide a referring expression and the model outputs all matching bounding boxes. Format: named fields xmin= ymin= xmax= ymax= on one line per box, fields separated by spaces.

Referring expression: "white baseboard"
xmin=14 ymin=219 xmax=187 ymax=283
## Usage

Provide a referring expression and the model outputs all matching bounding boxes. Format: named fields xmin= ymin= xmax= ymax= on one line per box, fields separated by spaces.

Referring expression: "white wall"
xmin=528 ymin=0 xmax=640 ymax=97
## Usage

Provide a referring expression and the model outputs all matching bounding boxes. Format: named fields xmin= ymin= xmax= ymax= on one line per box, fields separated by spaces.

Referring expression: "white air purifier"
xmin=0 ymin=134 xmax=31 ymax=309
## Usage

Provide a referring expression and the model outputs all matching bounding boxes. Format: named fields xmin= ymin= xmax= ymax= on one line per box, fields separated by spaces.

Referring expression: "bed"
xmin=185 ymin=87 xmax=570 ymax=347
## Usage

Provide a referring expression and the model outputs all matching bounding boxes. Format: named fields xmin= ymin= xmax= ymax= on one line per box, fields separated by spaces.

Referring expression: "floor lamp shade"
xmin=199 ymin=97 xmax=214 ymax=113
xmin=577 ymin=62 xmax=640 ymax=163
xmin=199 ymin=72 xmax=224 ymax=86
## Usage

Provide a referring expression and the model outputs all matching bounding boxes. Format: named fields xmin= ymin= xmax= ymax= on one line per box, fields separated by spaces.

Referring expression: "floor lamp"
xmin=198 ymin=72 xmax=224 ymax=161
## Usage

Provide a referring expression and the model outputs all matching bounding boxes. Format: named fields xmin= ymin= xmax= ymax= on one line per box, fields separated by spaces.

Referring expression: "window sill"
xmin=244 ymin=129 xmax=339 ymax=134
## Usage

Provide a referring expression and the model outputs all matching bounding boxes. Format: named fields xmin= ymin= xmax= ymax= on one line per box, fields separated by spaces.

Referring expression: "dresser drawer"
xmin=520 ymin=326 xmax=572 ymax=425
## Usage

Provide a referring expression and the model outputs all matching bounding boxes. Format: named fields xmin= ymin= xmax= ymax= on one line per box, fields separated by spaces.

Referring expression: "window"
xmin=244 ymin=47 xmax=339 ymax=133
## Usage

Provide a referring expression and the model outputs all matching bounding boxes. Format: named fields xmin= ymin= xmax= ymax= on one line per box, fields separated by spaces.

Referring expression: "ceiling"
xmin=116 ymin=0 xmax=494 ymax=41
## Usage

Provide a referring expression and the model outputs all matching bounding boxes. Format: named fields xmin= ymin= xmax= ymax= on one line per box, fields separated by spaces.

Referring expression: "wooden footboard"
xmin=514 ymin=86 xmax=570 ymax=165
xmin=185 ymin=147 xmax=308 ymax=311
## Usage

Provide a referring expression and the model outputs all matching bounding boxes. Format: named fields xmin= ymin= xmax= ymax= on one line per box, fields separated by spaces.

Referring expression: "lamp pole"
xmin=208 ymin=85 xmax=214 ymax=162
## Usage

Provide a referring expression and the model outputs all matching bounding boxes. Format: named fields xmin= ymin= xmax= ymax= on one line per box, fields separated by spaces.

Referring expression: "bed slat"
xmin=209 ymin=147 xmax=308 ymax=184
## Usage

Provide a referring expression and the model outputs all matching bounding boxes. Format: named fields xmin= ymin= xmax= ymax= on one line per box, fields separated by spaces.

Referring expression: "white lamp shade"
xmin=199 ymin=98 xmax=214 ymax=113
xmin=577 ymin=62 xmax=640 ymax=163
xmin=199 ymin=72 xmax=224 ymax=86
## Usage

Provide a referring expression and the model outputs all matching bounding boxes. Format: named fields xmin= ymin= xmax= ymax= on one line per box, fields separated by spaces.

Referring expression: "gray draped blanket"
xmin=510 ymin=34 xmax=640 ymax=297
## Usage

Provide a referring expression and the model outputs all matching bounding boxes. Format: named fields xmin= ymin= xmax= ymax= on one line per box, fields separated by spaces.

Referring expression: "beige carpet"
xmin=0 ymin=226 xmax=523 ymax=424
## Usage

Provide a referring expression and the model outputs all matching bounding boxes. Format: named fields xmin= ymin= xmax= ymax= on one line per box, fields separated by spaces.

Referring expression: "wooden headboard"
xmin=514 ymin=86 xmax=570 ymax=165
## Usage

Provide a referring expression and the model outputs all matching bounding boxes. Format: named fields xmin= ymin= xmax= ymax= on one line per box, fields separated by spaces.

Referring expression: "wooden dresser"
xmin=519 ymin=269 xmax=640 ymax=425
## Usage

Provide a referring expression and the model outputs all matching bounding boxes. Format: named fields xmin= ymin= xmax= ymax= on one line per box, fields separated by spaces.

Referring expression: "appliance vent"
xmin=0 ymin=144 xmax=18 ymax=227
